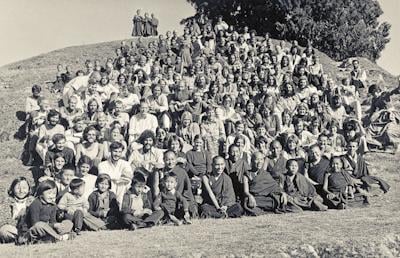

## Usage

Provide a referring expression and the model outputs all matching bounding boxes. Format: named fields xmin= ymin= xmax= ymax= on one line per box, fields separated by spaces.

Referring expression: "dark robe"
xmin=203 ymin=173 xmax=236 ymax=207
xmin=267 ymin=155 xmax=287 ymax=183
xmin=283 ymin=173 xmax=326 ymax=211
xmin=245 ymin=169 xmax=302 ymax=214
xmin=151 ymin=17 xmax=159 ymax=36
xmin=325 ymin=170 xmax=369 ymax=209
xmin=226 ymin=158 xmax=250 ymax=201
xmin=342 ymin=154 xmax=390 ymax=193
xmin=132 ymin=15 xmax=143 ymax=36
xmin=201 ymin=173 xmax=243 ymax=218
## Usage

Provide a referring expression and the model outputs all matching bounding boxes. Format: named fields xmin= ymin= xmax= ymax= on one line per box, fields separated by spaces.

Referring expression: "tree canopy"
xmin=183 ymin=0 xmax=391 ymax=61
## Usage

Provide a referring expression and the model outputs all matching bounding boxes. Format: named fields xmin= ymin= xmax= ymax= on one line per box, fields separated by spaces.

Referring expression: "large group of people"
xmin=1 ymin=15 xmax=398 ymax=245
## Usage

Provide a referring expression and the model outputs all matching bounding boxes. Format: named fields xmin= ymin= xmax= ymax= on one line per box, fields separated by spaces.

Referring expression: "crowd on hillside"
xmin=1 ymin=15 xmax=399 ymax=245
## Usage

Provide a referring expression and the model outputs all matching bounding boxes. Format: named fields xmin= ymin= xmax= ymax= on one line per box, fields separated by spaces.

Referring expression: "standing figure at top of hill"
xmin=151 ymin=13 xmax=159 ymax=36
xmin=132 ymin=9 xmax=144 ymax=37
xmin=143 ymin=13 xmax=153 ymax=37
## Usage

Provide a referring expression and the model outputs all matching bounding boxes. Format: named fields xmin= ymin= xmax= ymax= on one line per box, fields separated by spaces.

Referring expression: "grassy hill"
xmin=0 ymin=38 xmax=399 ymax=257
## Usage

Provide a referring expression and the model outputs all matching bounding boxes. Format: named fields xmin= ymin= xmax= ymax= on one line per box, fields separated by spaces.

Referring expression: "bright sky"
xmin=0 ymin=0 xmax=398 ymax=75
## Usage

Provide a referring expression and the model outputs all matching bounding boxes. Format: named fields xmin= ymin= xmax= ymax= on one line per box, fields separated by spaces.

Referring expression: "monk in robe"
xmin=305 ymin=144 xmax=330 ymax=193
xmin=151 ymin=14 xmax=159 ymax=36
xmin=225 ymin=145 xmax=250 ymax=202
xmin=153 ymin=151 xmax=198 ymax=217
xmin=143 ymin=13 xmax=153 ymax=37
xmin=266 ymin=140 xmax=287 ymax=184
xmin=342 ymin=140 xmax=390 ymax=194
xmin=283 ymin=159 xmax=327 ymax=211
xmin=243 ymin=152 xmax=302 ymax=215
xmin=323 ymin=156 xmax=369 ymax=209
xmin=201 ymin=156 xmax=243 ymax=218
xmin=132 ymin=9 xmax=143 ymax=37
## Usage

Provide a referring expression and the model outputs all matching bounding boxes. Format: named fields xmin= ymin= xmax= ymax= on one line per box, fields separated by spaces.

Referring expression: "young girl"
xmin=323 ymin=156 xmax=369 ymax=209
xmin=77 ymin=156 xmax=97 ymax=201
xmin=0 ymin=177 xmax=34 ymax=243
xmin=58 ymin=178 xmax=106 ymax=234
xmin=42 ymin=152 xmax=66 ymax=180
xmin=88 ymin=174 xmax=120 ymax=229
xmin=24 ymin=179 xmax=74 ymax=243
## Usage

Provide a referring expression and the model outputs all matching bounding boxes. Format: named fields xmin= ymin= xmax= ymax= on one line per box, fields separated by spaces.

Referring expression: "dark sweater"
xmin=26 ymin=198 xmax=57 ymax=228
xmin=44 ymin=147 xmax=75 ymax=167
xmin=88 ymin=190 xmax=119 ymax=218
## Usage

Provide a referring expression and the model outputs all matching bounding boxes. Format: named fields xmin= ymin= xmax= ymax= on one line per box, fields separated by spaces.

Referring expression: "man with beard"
xmin=98 ymin=141 xmax=133 ymax=205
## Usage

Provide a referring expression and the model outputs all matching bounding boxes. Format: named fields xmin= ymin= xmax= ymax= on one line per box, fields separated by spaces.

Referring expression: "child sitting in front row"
xmin=58 ymin=178 xmax=106 ymax=234
xmin=0 ymin=177 xmax=34 ymax=243
xmin=120 ymin=174 xmax=164 ymax=230
xmin=154 ymin=173 xmax=191 ymax=226
xmin=88 ymin=174 xmax=120 ymax=229
xmin=23 ymin=179 xmax=74 ymax=243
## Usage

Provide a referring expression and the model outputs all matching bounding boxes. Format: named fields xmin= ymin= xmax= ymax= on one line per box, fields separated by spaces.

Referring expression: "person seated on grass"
xmin=0 ymin=177 xmax=34 ymax=243
xmin=77 ymin=156 xmax=97 ymax=201
xmin=58 ymin=178 xmax=106 ymax=234
xmin=365 ymin=79 xmax=400 ymax=152
xmin=120 ymin=174 xmax=164 ymax=231
xmin=24 ymin=84 xmax=42 ymax=136
xmin=342 ymin=139 xmax=390 ymax=195
xmin=200 ymin=156 xmax=243 ymax=218
xmin=42 ymin=152 xmax=67 ymax=180
xmin=88 ymin=174 xmax=120 ymax=230
xmin=243 ymin=152 xmax=302 ymax=215
xmin=21 ymin=179 xmax=75 ymax=244
xmin=36 ymin=110 xmax=66 ymax=164
xmin=282 ymin=159 xmax=327 ymax=211
xmin=98 ymin=141 xmax=133 ymax=205
xmin=75 ymin=126 xmax=104 ymax=169
xmin=153 ymin=151 xmax=198 ymax=218
xmin=59 ymin=95 xmax=83 ymax=129
xmin=44 ymin=134 xmax=75 ymax=169
xmin=304 ymin=144 xmax=330 ymax=194
xmin=185 ymin=135 xmax=213 ymax=203
xmin=266 ymin=140 xmax=288 ymax=184
xmin=322 ymin=156 xmax=369 ymax=209
xmin=128 ymin=100 xmax=159 ymax=145
xmin=225 ymin=144 xmax=250 ymax=203
xmin=153 ymin=173 xmax=191 ymax=225
xmin=64 ymin=116 xmax=85 ymax=152
xmin=55 ymin=166 xmax=77 ymax=202
xmin=128 ymin=130 xmax=164 ymax=175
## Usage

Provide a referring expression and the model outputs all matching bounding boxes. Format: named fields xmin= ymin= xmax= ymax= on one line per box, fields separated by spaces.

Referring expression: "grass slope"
xmin=0 ymin=39 xmax=399 ymax=257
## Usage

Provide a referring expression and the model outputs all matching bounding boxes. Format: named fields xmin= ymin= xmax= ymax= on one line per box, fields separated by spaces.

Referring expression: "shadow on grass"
xmin=14 ymin=111 xmax=27 ymax=141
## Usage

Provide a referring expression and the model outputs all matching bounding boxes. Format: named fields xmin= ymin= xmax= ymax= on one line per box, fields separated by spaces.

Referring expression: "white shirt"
xmin=128 ymin=113 xmax=159 ymax=143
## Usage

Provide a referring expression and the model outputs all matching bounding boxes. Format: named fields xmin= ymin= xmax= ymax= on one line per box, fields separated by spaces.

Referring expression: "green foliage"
xmin=184 ymin=0 xmax=391 ymax=61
